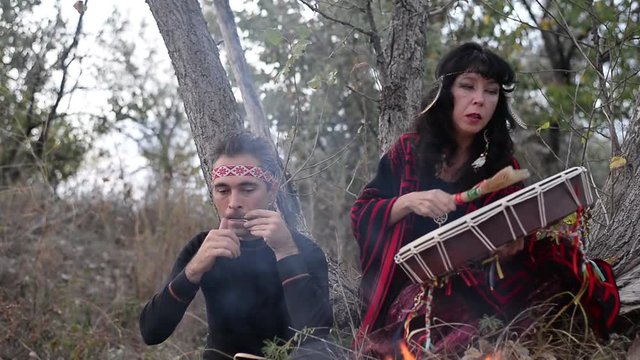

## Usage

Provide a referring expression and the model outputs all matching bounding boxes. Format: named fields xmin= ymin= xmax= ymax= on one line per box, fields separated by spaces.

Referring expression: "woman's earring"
xmin=472 ymin=130 xmax=489 ymax=171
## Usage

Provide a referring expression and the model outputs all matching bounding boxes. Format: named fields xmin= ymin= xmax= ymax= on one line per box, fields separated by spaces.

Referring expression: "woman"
xmin=351 ymin=42 xmax=619 ymax=357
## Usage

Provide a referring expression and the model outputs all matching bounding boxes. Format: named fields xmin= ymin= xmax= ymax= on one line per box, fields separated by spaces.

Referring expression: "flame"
xmin=399 ymin=342 xmax=416 ymax=360
xmin=484 ymin=352 xmax=501 ymax=360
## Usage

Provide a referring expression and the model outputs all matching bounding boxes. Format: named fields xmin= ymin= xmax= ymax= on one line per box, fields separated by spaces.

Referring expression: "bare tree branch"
xmin=211 ymin=0 xmax=271 ymax=139
xmin=364 ymin=0 xmax=387 ymax=85
xmin=35 ymin=0 xmax=88 ymax=161
xmin=297 ymin=0 xmax=374 ymax=36
xmin=428 ymin=0 xmax=457 ymax=17
xmin=346 ymin=84 xmax=380 ymax=102
xmin=548 ymin=0 xmax=621 ymax=155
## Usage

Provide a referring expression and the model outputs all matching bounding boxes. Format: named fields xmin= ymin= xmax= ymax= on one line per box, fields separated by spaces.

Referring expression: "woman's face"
xmin=450 ymin=72 xmax=500 ymax=140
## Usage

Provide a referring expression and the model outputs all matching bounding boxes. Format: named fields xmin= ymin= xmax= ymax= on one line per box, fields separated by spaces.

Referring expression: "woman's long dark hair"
xmin=414 ymin=42 xmax=517 ymax=189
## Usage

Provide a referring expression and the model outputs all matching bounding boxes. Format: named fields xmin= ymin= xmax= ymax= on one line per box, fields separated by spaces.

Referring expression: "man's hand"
xmin=244 ymin=209 xmax=298 ymax=261
xmin=185 ymin=219 xmax=240 ymax=284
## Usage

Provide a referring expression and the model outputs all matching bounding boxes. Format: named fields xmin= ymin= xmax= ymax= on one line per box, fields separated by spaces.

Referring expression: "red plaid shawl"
xmin=350 ymin=133 xmax=619 ymax=352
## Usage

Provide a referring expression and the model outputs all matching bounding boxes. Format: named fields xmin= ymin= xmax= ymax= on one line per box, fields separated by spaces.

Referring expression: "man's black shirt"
xmin=139 ymin=232 xmax=332 ymax=359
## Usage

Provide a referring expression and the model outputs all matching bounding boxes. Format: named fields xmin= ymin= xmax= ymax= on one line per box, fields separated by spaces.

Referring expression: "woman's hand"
xmin=403 ymin=190 xmax=456 ymax=217
xmin=389 ymin=189 xmax=456 ymax=225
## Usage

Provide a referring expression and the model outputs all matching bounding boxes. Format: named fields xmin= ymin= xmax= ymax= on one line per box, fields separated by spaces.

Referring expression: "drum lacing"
xmin=538 ymin=171 xmax=583 ymax=226
xmin=470 ymin=225 xmax=498 ymax=252
xmin=435 ymin=239 xmax=454 ymax=272
xmin=536 ymin=184 xmax=547 ymax=227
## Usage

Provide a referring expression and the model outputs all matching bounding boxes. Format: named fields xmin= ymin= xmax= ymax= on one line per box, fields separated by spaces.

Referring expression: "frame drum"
xmin=395 ymin=167 xmax=593 ymax=283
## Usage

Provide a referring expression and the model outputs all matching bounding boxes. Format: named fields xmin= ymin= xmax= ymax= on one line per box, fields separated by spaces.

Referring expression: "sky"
xmin=52 ymin=0 xmax=264 ymax=200
xmin=50 ymin=1 xmax=165 ymax=199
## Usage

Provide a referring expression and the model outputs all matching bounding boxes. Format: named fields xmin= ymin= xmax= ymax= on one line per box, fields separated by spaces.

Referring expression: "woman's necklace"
xmin=433 ymin=213 xmax=448 ymax=227
xmin=434 ymin=152 xmax=468 ymax=226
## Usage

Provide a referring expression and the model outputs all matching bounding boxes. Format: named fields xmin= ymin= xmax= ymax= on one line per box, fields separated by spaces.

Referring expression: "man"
xmin=139 ymin=131 xmax=332 ymax=359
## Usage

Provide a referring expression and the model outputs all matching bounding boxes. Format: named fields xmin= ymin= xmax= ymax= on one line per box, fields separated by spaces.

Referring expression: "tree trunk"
xmin=210 ymin=0 xmax=306 ymax=231
xmin=210 ymin=0 xmax=271 ymax=139
xmin=146 ymin=0 xmax=242 ymax=197
xmin=376 ymin=0 xmax=430 ymax=153
xmin=147 ymin=0 xmax=305 ymax=230
xmin=590 ymin=91 xmax=640 ymax=315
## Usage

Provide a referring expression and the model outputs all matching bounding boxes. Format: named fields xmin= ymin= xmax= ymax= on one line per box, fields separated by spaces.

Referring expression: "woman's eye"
xmin=486 ymin=88 xmax=499 ymax=95
xmin=460 ymin=83 xmax=474 ymax=89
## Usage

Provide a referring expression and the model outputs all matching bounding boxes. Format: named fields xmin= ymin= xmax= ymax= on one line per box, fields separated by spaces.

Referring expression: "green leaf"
xmin=279 ymin=40 xmax=312 ymax=78
xmin=326 ymin=70 xmax=338 ymax=85
xmin=581 ymin=128 xmax=594 ymax=145
xmin=297 ymin=26 xmax=313 ymax=40
xmin=263 ymin=29 xmax=282 ymax=47
xmin=478 ymin=314 xmax=503 ymax=334
xmin=562 ymin=213 xmax=577 ymax=225
xmin=537 ymin=121 xmax=550 ymax=131
xmin=307 ymin=74 xmax=322 ymax=89
xmin=291 ymin=39 xmax=311 ymax=57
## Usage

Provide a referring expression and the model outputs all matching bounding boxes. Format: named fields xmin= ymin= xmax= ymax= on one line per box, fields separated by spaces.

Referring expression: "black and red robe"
xmin=350 ymin=133 xmax=619 ymax=355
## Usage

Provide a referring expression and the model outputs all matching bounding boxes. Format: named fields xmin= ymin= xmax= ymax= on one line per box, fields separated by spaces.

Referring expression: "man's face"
xmin=212 ymin=154 xmax=275 ymax=238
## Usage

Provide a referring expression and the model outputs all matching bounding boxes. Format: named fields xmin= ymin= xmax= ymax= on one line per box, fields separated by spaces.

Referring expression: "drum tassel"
xmin=403 ymin=285 xmax=434 ymax=354
xmin=483 ymin=255 xmax=505 ymax=291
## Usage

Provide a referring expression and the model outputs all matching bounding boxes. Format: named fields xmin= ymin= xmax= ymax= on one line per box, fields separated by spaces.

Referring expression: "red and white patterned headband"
xmin=211 ymin=165 xmax=278 ymax=188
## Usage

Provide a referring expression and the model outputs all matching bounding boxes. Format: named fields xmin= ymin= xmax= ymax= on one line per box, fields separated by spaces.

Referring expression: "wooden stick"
xmin=453 ymin=166 xmax=530 ymax=205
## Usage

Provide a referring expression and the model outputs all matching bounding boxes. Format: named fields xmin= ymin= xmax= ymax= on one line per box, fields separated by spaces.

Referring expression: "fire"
xmin=484 ymin=352 xmax=501 ymax=360
xmin=399 ymin=341 xmax=416 ymax=360
xmin=387 ymin=342 xmax=501 ymax=360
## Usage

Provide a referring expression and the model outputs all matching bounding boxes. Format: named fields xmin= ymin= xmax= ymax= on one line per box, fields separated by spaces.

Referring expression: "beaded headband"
xmin=211 ymin=165 xmax=278 ymax=188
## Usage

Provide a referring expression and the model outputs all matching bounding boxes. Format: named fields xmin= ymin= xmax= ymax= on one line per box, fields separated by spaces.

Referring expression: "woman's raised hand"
xmin=390 ymin=189 xmax=456 ymax=225
xmin=402 ymin=189 xmax=456 ymax=218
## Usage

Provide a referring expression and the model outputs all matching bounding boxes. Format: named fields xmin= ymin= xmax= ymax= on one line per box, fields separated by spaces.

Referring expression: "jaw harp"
xmin=228 ymin=217 xmax=248 ymax=222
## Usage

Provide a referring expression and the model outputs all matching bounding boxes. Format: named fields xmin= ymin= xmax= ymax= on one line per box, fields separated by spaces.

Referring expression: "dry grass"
xmin=275 ymin=303 xmax=633 ymax=360
xmin=0 ymin=184 xmax=213 ymax=359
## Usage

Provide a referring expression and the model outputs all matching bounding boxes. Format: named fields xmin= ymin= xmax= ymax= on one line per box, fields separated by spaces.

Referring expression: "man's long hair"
xmin=414 ymin=42 xmax=517 ymax=189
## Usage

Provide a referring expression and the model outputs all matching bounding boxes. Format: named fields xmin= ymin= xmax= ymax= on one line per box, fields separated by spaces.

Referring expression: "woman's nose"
xmin=472 ymin=90 xmax=485 ymax=105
